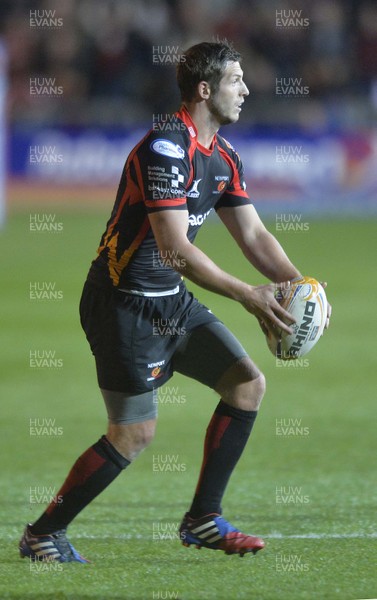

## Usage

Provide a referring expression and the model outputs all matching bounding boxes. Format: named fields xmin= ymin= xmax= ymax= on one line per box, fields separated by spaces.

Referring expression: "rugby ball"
xmin=266 ymin=276 xmax=327 ymax=360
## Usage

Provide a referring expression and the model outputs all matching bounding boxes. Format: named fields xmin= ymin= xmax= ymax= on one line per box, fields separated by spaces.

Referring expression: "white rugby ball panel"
xmin=266 ymin=277 xmax=327 ymax=360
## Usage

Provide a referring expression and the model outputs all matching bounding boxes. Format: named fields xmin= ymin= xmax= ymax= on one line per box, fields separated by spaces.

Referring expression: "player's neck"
xmin=184 ymin=102 xmax=220 ymax=149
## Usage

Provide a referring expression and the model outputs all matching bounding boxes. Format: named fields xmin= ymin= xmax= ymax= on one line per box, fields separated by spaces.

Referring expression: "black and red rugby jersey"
xmin=87 ymin=106 xmax=252 ymax=291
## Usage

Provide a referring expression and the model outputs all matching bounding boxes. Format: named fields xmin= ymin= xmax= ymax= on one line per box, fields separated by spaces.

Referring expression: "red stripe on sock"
xmin=46 ymin=447 xmax=106 ymax=515
xmin=195 ymin=414 xmax=231 ymax=494
xmin=212 ymin=415 xmax=231 ymax=450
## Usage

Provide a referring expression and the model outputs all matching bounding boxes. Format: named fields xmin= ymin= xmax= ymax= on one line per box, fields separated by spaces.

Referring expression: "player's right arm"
xmin=148 ymin=209 xmax=295 ymax=337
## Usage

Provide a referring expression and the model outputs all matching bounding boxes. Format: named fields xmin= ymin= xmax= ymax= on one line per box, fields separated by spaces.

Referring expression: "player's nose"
xmin=241 ymin=82 xmax=249 ymax=97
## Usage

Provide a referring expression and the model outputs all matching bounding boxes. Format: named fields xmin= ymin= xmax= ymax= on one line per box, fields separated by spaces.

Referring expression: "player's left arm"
xmin=217 ymin=204 xmax=331 ymax=328
xmin=217 ymin=204 xmax=300 ymax=282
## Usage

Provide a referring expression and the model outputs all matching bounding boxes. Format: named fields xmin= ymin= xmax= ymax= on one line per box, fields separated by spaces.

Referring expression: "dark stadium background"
xmin=1 ymin=0 xmax=377 ymax=216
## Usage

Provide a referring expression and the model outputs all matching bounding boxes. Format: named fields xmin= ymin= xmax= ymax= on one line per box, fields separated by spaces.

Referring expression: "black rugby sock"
xmin=189 ymin=400 xmax=257 ymax=519
xmin=30 ymin=436 xmax=130 ymax=535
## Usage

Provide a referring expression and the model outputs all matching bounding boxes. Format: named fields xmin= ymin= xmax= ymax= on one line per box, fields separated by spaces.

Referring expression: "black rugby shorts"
xmin=80 ymin=281 xmax=248 ymax=394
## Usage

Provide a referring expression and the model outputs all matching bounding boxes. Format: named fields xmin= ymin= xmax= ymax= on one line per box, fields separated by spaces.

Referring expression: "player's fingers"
xmin=268 ymin=327 xmax=281 ymax=341
xmin=325 ymin=301 xmax=332 ymax=330
xmin=272 ymin=281 xmax=297 ymax=325
xmin=262 ymin=317 xmax=281 ymax=340
xmin=276 ymin=319 xmax=293 ymax=336
xmin=272 ymin=300 xmax=296 ymax=325
xmin=319 ymin=281 xmax=330 ymax=329
xmin=257 ymin=318 xmax=269 ymax=336
xmin=265 ymin=308 xmax=293 ymax=336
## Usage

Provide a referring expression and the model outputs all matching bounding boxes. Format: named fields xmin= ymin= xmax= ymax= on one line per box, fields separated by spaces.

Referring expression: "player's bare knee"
xmin=253 ymin=371 xmax=266 ymax=395
xmin=229 ymin=373 xmax=266 ymax=410
xmin=215 ymin=357 xmax=266 ymax=410
xmin=126 ymin=425 xmax=155 ymax=450
xmin=249 ymin=372 xmax=266 ymax=409
xmin=134 ymin=423 xmax=155 ymax=449
xmin=215 ymin=356 xmax=260 ymax=394
xmin=107 ymin=420 xmax=156 ymax=462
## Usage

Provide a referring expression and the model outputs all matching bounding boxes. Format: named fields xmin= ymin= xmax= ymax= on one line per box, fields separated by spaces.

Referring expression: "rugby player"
xmin=20 ymin=40 xmax=330 ymax=562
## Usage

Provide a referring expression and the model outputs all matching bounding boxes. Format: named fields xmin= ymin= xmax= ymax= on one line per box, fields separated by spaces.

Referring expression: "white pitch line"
xmin=6 ymin=532 xmax=376 ymax=540
xmin=265 ymin=533 xmax=377 ymax=539
xmin=68 ymin=532 xmax=377 ymax=540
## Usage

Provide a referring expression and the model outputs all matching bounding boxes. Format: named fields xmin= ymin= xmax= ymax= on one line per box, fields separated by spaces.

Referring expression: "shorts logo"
xmin=147 ymin=360 xmax=165 ymax=382
xmin=151 ymin=139 xmax=185 ymax=159
xmin=217 ymin=180 xmax=226 ymax=192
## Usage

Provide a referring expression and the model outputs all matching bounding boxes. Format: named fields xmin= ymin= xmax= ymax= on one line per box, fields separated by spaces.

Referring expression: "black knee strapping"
xmin=94 ymin=435 xmax=130 ymax=469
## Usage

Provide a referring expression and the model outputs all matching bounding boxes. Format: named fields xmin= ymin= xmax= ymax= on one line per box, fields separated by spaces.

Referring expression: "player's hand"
xmin=242 ymin=282 xmax=296 ymax=339
xmin=320 ymin=281 xmax=332 ymax=330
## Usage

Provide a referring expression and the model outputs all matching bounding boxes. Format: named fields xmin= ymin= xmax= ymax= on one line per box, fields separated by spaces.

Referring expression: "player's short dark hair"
xmin=176 ymin=40 xmax=241 ymax=102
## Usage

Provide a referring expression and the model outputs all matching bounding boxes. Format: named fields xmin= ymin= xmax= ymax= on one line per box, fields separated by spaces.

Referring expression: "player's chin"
xmin=221 ymin=113 xmax=239 ymax=125
xmin=231 ymin=109 xmax=242 ymax=122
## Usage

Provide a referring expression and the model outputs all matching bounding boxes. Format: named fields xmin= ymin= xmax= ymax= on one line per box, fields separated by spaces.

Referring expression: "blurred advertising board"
xmin=9 ymin=126 xmax=377 ymax=216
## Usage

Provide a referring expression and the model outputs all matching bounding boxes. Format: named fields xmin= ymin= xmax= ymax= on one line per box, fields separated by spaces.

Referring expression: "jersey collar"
xmin=176 ymin=105 xmax=217 ymax=156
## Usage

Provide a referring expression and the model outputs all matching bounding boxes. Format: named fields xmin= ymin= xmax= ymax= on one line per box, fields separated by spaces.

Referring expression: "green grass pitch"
xmin=0 ymin=207 xmax=376 ymax=599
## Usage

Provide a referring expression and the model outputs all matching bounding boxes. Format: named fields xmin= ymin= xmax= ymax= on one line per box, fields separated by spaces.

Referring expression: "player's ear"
xmin=197 ymin=81 xmax=211 ymax=100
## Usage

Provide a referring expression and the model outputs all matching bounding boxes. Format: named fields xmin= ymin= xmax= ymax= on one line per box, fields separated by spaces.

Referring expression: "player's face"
xmin=208 ymin=61 xmax=249 ymax=125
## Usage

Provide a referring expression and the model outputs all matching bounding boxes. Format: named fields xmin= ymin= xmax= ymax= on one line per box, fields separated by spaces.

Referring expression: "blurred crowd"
xmin=1 ymin=0 xmax=377 ymax=129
